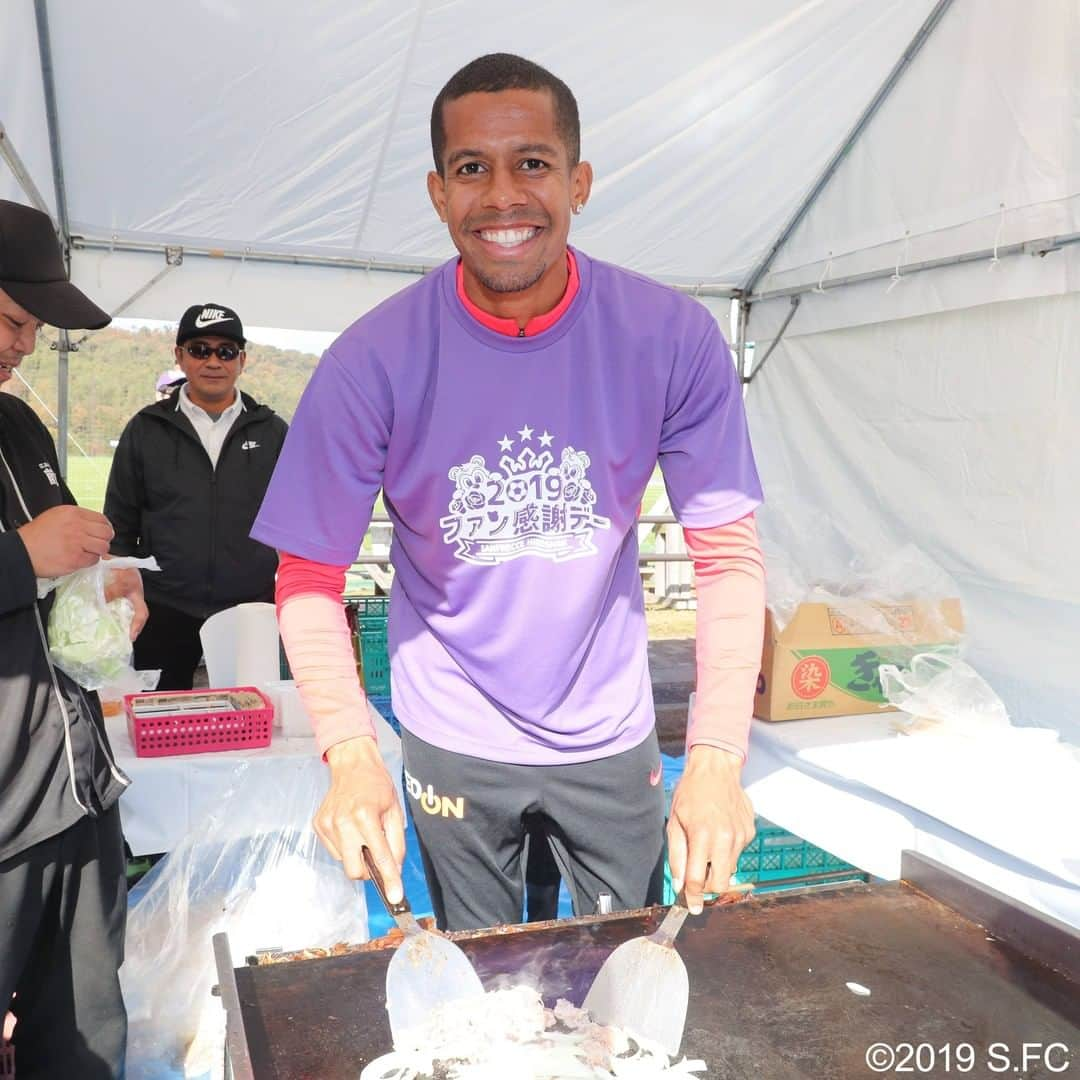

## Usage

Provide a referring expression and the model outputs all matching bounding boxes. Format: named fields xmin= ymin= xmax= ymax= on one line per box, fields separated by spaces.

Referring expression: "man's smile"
xmin=477 ymin=226 xmax=541 ymax=247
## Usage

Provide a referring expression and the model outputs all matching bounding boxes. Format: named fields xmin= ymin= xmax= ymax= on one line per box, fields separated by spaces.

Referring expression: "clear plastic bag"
xmin=879 ymin=652 xmax=1010 ymax=735
xmin=122 ymin=758 xmax=371 ymax=1079
xmin=40 ymin=556 xmax=160 ymax=692
xmin=756 ymin=493 xmax=962 ymax=644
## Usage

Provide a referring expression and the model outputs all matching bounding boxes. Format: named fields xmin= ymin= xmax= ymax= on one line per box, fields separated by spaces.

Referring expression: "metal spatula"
xmin=363 ymin=848 xmax=485 ymax=1047
xmin=581 ymin=893 xmax=693 ymax=1056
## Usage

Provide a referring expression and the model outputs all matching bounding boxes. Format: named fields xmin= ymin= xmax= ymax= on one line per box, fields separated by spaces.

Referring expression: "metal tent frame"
xmin=0 ymin=0 xmax=1066 ymax=458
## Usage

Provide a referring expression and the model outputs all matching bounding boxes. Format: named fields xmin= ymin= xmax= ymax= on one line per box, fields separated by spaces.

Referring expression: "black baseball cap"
xmin=176 ymin=303 xmax=245 ymax=346
xmin=0 ymin=199 xmax=111 ymax=329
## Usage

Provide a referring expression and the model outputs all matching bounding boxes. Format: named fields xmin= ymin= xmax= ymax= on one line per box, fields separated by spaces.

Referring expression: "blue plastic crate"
xmin=661 ymin=818 xmax=865 ymax=901
xmin=345 ymin=598 xmax=391 ymax=696
xmin=659 ymin=753 xmax=864 ymax=899
xmin=731 ymin=820 xmax=865 ymax=886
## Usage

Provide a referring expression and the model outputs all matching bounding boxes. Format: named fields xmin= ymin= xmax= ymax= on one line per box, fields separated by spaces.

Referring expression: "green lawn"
xmin=66 ymin=455 xmax=114 ymax=512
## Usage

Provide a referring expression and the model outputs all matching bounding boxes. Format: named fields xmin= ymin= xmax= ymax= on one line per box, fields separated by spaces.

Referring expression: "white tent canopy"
xmin=3 ymin=4 xmax=1078 ymax=740
xmin=4 ymin=0 xmax=951 ymax=327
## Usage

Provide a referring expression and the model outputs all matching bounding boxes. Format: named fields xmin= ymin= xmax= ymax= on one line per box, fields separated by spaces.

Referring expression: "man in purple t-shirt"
xmin=254 ymin=54 xmax=766 ymax=930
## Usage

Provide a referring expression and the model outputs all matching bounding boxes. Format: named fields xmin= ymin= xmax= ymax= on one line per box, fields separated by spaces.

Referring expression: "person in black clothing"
xmin=0 ymin=198 xmax=146 ymax=1078
xmin=104 ymin=303 xmax=288 ymax=689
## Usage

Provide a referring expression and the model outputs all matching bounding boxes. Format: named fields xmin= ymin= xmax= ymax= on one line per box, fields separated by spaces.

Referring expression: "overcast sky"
xmin=115 ymin=318 xmax=335 ymax=357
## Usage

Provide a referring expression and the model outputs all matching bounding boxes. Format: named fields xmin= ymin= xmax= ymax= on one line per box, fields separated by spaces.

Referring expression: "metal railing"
xmin=350 ymin=514 xmax=694 ymax=602
xmin=350 ymin=515 xmax=691 ymax=564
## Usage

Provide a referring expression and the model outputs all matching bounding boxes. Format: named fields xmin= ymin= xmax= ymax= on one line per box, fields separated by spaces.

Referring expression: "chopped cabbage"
xmin=47 ymin=572 xmax=135 ymax=690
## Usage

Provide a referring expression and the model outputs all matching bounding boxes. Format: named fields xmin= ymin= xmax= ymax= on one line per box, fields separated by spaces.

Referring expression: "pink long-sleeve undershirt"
xmin=682 ymin=514 xmax=766 ymax=762
xmin=275 ymin=515 xmax=766 ymax=761
xmin=276 ymin=553 xmax=373 ymax=756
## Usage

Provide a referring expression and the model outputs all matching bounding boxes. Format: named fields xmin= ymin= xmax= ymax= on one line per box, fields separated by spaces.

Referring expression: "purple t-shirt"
xmin=253 ymin=249 xmax=762 ymax=764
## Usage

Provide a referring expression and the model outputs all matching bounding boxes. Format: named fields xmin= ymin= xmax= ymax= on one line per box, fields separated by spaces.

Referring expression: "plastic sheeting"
xmin=122 ymin=762 xmax=371 ymax=1078
xmin=742 ymin=714 xmax=1080 ymax=930
xmin=106 ymin=698 xmax=403 ymax=856
xmin=756 ymin=0 xmax=1080 ymax=291
xmin=748 ymin=0 xmax=1080 ymax=338
xmin=2 ymin=0 xmax=1076 ymax=335
xmin=2 ymin=0 xmax=938 ymax=326
xmin=746 ymin=289 xmax=1080 ymax=744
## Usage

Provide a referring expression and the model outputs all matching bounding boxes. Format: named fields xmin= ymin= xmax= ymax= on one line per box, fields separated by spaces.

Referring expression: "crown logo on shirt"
xmin=499 ymin=446 xmax=550 ymax=477
xmin=439 ymin=426 xmax=611 ymax=566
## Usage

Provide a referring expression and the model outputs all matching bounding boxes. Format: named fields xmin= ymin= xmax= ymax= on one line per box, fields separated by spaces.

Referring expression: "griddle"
xmin=213 ymin=853 xmax=1080 ymax=1078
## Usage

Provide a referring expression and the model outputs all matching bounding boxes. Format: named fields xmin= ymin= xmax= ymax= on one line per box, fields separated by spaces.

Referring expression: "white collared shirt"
xmin=177 ymin=384 xmax=245 ymax=469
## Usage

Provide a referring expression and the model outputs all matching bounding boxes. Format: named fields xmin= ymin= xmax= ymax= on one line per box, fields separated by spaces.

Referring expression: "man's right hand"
xmin=17 ymin=505 xmax=114 ymax=578
xmin=316 ymin=734 xmax=407 ymax=902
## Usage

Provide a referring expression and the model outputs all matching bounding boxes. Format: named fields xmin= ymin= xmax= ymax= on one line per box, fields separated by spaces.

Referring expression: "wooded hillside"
xmin=2 ymin=326 xmax=319 ymax=455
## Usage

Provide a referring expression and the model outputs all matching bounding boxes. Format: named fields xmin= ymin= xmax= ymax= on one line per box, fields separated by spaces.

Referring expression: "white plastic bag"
xmin=879 ymin=652 xmax=1010 ymax=735
xmin=41 ymin=556 xmax=160 ymax=692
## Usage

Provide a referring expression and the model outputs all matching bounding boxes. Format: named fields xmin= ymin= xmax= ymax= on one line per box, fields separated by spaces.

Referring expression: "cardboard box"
xmin=754 ymin=598 xmax=964 ymax=721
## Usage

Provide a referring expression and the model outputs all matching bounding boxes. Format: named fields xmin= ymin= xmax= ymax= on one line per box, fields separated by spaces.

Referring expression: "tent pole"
xmin=741 ymin=0 xmax=957 ymax=301
xmin=34 ymin=0 xmax=75 ymax=476
xmin=68 ymin=252 xmax=183 ymax=350
xmin=0 ymin=124 xmax=51 ymax=214
xmin=69 ymin=235 xmax=740 ymax=299
xmin=734 ymin=297 xmax=750 ymax=382
xmin=751 ymin=230 xmax=1080 ymax=304
xmin=745 ymin=297 xmax=800 ymax=384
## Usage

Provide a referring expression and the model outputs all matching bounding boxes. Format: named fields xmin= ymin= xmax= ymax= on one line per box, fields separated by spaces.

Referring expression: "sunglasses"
xmin=183 ymin=341 xmax=243 ymax=362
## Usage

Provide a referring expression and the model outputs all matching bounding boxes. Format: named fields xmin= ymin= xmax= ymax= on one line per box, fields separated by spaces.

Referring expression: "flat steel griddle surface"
xmin=232 ymin=881 xmax=1080 ymax=1079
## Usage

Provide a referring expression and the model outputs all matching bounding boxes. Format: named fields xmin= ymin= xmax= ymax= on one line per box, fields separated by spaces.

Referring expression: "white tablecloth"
xmin=742 ymin=712 xmax=1080 ymax=929
xmin=108 ymin=700 xmax=402 ymax=856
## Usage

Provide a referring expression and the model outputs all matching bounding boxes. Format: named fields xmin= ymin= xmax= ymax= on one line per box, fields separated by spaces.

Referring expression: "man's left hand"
xmin=667 ymin=745 xmax=754 ymax=915
xmin=104 ymin=567 xmax=149 ymax=640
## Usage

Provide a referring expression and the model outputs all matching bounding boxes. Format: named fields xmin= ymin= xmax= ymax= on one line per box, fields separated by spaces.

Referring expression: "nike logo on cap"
xmin=195 ymin=308 xmax=230 ymax=328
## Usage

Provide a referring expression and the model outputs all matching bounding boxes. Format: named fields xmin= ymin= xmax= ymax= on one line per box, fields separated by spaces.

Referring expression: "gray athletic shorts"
xmin=399 ymin=726 xmax=666 ymax=931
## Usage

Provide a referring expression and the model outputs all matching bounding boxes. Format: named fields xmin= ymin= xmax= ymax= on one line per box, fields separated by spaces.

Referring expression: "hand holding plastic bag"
xmin=42 ymin=556 xmax=161 ymax=692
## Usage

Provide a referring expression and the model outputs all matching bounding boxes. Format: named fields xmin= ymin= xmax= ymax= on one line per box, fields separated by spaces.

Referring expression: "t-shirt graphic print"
xmin=440 ymin=428 xmax=611 ymax=565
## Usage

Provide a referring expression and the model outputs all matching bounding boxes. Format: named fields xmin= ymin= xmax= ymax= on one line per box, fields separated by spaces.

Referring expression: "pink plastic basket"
xmin=124 ymin=687 xmax=273 ymax=758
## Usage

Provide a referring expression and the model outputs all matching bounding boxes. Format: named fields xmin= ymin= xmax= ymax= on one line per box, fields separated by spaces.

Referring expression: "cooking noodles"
xmin=358 ymin=986 xmax=708 ymax=1079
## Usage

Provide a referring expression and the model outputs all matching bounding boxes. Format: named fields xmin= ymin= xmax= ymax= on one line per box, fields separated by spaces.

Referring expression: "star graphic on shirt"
xmin=497 ymin=435 xmax=514 ymax=452
xmin=517 ymin=425 xmax=534 ymax=442
xmin=538 ymin=430 xmax=554 ymax=447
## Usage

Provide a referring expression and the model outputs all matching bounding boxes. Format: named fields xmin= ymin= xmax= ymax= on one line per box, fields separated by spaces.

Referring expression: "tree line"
xmin=2 ymin=326 xmax=319 ymax=455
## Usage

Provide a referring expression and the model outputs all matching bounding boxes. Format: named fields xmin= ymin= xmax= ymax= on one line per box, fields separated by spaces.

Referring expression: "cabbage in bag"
xmin=44 ymin=556 xmax=161 ymax=692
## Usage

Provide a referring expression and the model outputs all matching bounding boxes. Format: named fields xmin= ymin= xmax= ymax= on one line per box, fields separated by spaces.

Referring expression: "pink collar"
xmin=455 ymin=250 xmax=579 ymax=337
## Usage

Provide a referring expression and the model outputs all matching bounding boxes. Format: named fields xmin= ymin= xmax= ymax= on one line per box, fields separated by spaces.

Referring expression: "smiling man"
xmin=104 ymin=304 xmax=288 ymax=689
xmin=255 ymin=54 xmax=766 ymax=930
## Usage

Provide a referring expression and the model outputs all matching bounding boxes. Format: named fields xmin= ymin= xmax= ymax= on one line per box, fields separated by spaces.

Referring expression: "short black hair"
xmin=430 ymin=53 xmax=580 ymax=175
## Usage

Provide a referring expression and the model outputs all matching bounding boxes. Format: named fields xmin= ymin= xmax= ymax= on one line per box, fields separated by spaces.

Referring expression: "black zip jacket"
xmin=0 ymin=394 xmax=129 ymax=864
xmin=104 ymin=390 xmax=287 ymax=618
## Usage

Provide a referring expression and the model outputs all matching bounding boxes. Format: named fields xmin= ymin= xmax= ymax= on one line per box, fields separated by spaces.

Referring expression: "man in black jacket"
xmin=105 ymin=303 xmax=288 ymax=689
xmin=0 ymin=199 xmax=146 ymax=1077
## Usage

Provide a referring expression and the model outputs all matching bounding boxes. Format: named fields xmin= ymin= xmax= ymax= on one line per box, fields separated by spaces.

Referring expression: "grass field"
xmin=66 ymin=455 xmax=113 ymax=512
